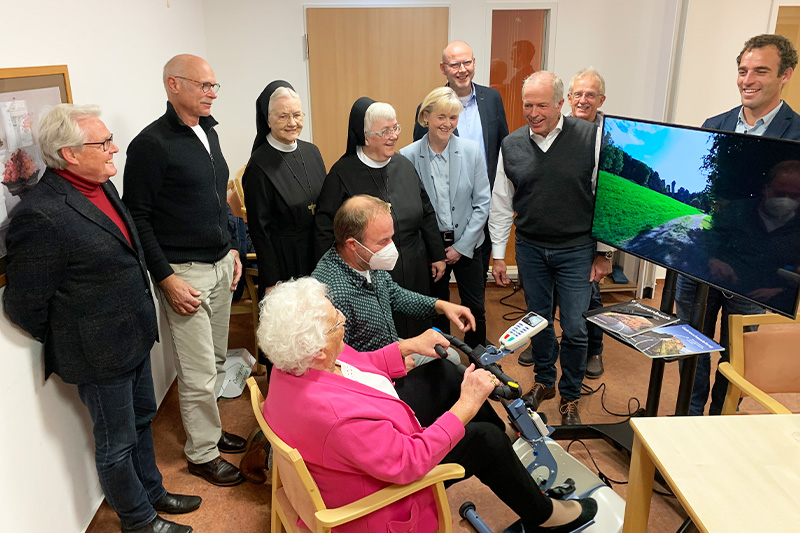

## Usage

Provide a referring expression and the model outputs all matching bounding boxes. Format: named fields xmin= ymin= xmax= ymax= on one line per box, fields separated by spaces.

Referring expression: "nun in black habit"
xmin=314 ymin=97 xmax=446 ymax=339
xmin=242 ymin=80 xmax=326 ymax=299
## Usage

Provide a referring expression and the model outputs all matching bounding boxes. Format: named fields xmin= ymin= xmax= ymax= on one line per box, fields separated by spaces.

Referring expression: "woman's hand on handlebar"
xmin=449 ymin=364 xmax=494 ymax=425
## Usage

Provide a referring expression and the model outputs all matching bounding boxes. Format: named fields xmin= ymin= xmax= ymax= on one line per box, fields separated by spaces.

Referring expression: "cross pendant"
xmin=308 ymin=203 xmax=317 ymax=215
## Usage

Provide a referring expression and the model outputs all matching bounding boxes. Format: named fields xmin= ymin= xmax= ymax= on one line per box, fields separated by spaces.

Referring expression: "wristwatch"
xmin=597 ymin=250 xmax=613 ymax=260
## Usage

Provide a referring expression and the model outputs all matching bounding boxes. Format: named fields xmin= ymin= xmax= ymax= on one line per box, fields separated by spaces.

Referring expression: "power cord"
xmin=580 ymin=381 xmax=644 ymax=418
xmin=499 ymin=283 xmax=527 ymax=321
xmin=565 ymin=439 xmax=675 ymax=497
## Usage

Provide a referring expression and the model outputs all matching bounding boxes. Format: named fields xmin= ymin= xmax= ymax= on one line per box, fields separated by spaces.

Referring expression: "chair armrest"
xmin=314 ymin=463 xmax=465 ymax=528
xmin=718 ymin=362 xmax=791 ymax=414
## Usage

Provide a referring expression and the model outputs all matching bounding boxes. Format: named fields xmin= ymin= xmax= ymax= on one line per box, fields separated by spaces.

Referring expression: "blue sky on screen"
xmin=603 ymin=118 xmax=715 ymax=194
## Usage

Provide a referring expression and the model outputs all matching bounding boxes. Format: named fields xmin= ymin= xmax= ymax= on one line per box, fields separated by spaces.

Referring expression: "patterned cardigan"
xmin=312 ymin=247 xmax=438 ymax=351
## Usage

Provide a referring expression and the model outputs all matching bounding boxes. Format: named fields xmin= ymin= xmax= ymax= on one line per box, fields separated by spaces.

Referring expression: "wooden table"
xmin=623 ymin=414 xmax=800 ymax=532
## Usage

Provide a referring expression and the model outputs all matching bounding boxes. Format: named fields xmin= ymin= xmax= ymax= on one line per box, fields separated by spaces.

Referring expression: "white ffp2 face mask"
xmin=763 ymin=196 xmax=799 ymax=220
xmin=355 ymin=239 xmax=399 ymax=271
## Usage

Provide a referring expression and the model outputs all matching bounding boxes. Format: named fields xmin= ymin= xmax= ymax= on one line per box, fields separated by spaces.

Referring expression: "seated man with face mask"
xmin=312 ymin=194 xmax=497 ymax=428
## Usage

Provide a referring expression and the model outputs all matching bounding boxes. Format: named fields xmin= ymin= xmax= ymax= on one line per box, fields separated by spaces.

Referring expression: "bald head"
xmin=163 ymin=54 xmax=218 ymax=126
xmin=441 ymin=41 xmax=476 ymax=97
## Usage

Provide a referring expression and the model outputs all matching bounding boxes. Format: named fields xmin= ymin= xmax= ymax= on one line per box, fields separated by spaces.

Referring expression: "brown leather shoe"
xmin=521 ymin=383 xmax=556 ymax=410
xmin=239 ymin=428 xmax=271 ymax=484
xmin=187 ymin=456 xmax=245 ymax=486
xmin=559 ymin=398 xmax=581 ymax=426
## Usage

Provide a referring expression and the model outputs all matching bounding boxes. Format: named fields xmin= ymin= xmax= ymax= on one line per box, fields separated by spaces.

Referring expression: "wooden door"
xmin=306 ymin=7 xmax=449 ymax=170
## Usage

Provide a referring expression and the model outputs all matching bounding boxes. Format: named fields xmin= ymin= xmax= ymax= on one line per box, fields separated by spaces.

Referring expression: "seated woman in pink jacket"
xmin=259 ymin=277 xmax=597 ymax=533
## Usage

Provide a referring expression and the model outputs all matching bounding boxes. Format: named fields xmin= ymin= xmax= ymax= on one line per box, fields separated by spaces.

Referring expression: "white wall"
xmin=0 ymin=1 xmax=205 ymax=531
xmin=672 ymin=0 xmax=774 ymax=126
xmin=0 ymin=0 xmax=780 ymax=531
xmin=204 ymin=0 xmax=683 ymax=175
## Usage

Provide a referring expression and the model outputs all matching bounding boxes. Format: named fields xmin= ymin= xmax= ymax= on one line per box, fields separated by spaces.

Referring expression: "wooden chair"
xmin=227 ymin=176 xmax=264 ymax=374
xmin=246 ymin=377 xmax=464 ymax=533
xmin=718 ymin=312 xmax=800 ymax=414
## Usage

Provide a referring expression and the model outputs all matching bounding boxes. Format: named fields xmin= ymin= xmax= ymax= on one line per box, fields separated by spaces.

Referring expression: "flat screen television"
xmin=593 ymin=115 xmax=800 ymax=318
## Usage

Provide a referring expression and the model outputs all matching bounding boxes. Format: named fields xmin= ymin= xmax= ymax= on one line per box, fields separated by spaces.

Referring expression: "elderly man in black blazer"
xmin=414 ymin=40 xmax=509 ymax=278
xmin=3 ymin=104 xmax=198 ymax=533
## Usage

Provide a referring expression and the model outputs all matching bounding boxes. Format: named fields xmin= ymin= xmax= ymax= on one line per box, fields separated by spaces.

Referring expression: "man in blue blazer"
xmin=414 ymin=40 xmax=509 ymax=276
xmin=677 ymin=33 xmax=800 ymax=416
xmin=3 ymin=105 xmax=198 ymax=533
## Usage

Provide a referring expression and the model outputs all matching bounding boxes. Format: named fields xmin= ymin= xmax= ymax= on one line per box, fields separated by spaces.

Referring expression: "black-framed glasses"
xmin=82 ymin=134 xmax=114 ymax=151
xmin=173 ymin=75 xmax=221 ymax=94
xmin=365 ymin=124 xmax=402 ymax=138
xmin=445 ymin=58 xmax=475 ymax=71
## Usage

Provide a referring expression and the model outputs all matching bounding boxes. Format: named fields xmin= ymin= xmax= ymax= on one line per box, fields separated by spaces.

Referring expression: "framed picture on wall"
xmin=0 ymin=65 xmax=72 ymax=287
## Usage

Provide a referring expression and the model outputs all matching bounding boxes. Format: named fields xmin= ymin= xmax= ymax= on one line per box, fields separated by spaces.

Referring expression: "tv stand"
xmin=551 ymin=269 xmax=708 ymax=453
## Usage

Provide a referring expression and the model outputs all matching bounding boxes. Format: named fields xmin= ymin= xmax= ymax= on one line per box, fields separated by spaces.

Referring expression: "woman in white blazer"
xmin=400 ymin=87 xmax=491 ymax=347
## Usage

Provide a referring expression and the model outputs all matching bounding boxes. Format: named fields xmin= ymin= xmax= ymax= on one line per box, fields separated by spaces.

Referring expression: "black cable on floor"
xmin=565 ymin=439 xmax=675 ymax=497
xmin=499 ymin=284 xmax=527 ymax=321
xmin=580 ymin=381 xmax=642 ymax=418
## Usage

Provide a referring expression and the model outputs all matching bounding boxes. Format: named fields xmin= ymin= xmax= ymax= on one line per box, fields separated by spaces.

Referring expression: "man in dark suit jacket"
xmin=414 ymin=40 xmax=509 ymax=277
xmin=3 ymin=105 xmax=198 ymax=533
xmin=677 ymin=33 xmax=800 ymax=417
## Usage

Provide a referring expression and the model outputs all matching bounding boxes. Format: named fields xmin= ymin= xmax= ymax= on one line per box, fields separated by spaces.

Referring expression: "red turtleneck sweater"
xmin=54 ymin=169 xmax=132 ymax=246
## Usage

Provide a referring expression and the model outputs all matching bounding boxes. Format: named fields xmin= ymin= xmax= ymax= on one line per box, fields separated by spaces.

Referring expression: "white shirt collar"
xmin=267 ymin=132 xmax=297 ymax=152
xmin=529 ymin=114 xmax=565 ymax=143
xmin=357 ymin=145 xmax=391 ymax=168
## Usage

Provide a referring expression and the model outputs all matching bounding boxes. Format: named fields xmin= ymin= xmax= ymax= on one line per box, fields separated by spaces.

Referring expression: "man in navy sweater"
xmin=489 ymin=72 xmax=612 ymax=426
xmin=676 ymin=33 xmax=800 ymax=416
xmin=123 ymin=54 xmax=245 ymax=486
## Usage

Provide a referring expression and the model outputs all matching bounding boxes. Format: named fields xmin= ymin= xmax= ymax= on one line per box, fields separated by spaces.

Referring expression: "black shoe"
xmin=239 ymin=428 xmax=271 ymax=484
xmin=585 ymin=354 xmax=604 ymax=379
xmin=187 ymin=456 xmax=245 ymax=486
xmin=122 ymin=516 xmax=193 ymax=533
xmin=518 ymin=344 xmax=535 ymax=366
xmin=521 ymin=383 xmax=556 ymax=410
xmin=559 ymin=398 xmax=581 ymax=426
xmin=153 ymin=493 xmax=202 ymax=514
xmin=218 ymin=431 xmax=247 ymax=453
xmin=527 ymin=498 xmax=597 ymax=533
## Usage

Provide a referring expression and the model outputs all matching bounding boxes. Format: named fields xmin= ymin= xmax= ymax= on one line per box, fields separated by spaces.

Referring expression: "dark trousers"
xmin=443 ymin=421 xmax=554 ymax=527
xmin=553 ymin=280 xmax=605 ymax=356
xmin=675 ymin=275 xmax=763 ymax=415
xmin=517 ymin=240 xmax=595 ymax=401
xmin=77 ymin=356 xmax=165 ymax=530
xmin=431 ymin=246 xmax=487 ymax=348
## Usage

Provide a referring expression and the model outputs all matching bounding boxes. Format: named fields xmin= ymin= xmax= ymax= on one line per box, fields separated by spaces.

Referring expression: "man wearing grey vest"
xmin=489 ymin=71 xmax=612 ymax=426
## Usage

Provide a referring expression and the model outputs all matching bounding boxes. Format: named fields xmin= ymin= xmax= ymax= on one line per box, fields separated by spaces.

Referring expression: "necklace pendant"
xmin=308 ymin=203 xmax=317 ymax=215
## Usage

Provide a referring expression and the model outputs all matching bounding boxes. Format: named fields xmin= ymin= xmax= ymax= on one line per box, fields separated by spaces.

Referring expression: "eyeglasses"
xmin=445 ymin=58 xmax=475 ymax=71
xmin=365 ymin=124 xmax=402 ymax=138
xmin=273 ymin=112 xmax=305 ymax=124
xmin=570 ymin=91 xmax=602 ymax=100
xmin=325 ymin=309 xmax=346 ymax=335
xmin=173 ymin=75 xmax=221 ymax=94
xmin=82 ymin=134 xmax=114 ymax=151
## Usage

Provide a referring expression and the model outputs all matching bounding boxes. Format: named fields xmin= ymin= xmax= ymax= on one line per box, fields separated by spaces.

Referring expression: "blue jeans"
xmin=675 ymin=275 xmax=764 ymax=415
xmin=516 ymin=240 xmax=595 ymax=401
xmin=77 ymin=356 xmax=165 ymax=530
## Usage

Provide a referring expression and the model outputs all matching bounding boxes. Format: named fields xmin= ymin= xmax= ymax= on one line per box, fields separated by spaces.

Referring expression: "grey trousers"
xmin=156 ymin=253 xmax=234 ymax=463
